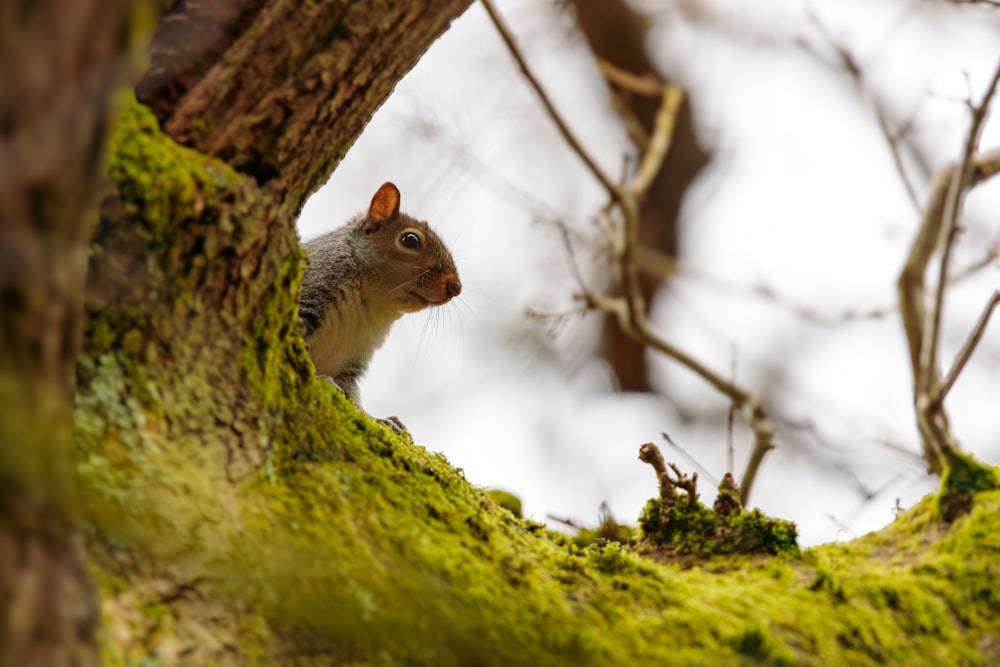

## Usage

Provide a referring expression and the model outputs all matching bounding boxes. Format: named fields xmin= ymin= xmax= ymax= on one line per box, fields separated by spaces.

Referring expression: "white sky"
xmin=299 ymin=0 xmax=1000 ymax=546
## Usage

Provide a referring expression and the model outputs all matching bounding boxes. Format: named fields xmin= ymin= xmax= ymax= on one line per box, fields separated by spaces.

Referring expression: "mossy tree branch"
xmin=66 ymin=3 xmax=1000 ymax=665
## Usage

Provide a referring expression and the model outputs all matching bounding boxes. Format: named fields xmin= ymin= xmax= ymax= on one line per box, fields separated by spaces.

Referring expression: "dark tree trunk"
xmin=0 ymin=1 xmax=138 ymax=665
xmin=569 ymin=0 xmax=712 ymax=393
xmin=72 ymin=0 xmax=472 ymax=662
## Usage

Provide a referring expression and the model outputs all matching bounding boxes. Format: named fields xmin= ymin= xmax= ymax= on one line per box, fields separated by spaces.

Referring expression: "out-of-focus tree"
xmin=0 ymin=2 xmax=143 ymax=664
xmin=570 ymin=0 xmax=712 ymax=394
xmin=476 ymin=0 xmax=1000 ymax=510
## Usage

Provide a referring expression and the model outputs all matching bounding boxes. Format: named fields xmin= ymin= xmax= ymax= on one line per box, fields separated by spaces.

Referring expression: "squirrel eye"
xmin=399 ymin=232 xmax=422 ymax=250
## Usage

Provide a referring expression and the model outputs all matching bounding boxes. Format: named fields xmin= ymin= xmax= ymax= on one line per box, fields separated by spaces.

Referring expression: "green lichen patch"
xmin=638 ymin=492 xmax=800 ymax=560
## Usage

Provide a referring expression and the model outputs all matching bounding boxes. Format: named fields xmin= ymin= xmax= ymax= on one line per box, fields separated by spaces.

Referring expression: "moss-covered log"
xmin=67 ymin=1 xmax=1000 ymax=665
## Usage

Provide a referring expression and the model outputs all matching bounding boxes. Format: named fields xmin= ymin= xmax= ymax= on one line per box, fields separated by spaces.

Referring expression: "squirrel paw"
xmin=316 ymin=374 xmax=347 ymax=397
xmin=379 ymin=416 xmax=410 ymax=436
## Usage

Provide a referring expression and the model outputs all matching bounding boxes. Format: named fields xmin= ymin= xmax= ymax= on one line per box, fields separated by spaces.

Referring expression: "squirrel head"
xmin=361 ymin=182 xmax=461 ymax=314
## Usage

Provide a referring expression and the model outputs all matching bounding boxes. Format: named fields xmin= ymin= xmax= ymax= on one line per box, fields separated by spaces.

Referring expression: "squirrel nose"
xmin=445 ymin=276 xmax=462 ymax=298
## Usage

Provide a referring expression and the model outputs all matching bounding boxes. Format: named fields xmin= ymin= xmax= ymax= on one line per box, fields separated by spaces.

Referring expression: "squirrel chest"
xmin=305 ymin=281 xmax=399 ymax=382
xmin=298 ymin=182 xmax=461 ymax=403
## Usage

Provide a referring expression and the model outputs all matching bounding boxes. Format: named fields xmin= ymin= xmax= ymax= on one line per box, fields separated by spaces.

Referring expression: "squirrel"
xmin=298 ymin=182 xmax=461 ymax=405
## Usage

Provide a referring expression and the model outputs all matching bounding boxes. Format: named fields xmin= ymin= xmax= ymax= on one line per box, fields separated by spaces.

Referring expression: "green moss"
xmin=107 ymin=97 xmax=242 ymax=245
xmin=79 ymin=96 xmax=1000 ymax=667
xmin=80 ymin=378 xmax=1000 ymax=667
xmin=487 ymin=488 xmax=523 ymax=518
xmin=638 ymin=495 xmax=800 ymax=559
xmin=936 ymin=449 xmax=1000 ymax=522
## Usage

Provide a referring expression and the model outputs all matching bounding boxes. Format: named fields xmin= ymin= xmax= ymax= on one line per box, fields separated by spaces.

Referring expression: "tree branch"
xmin=921 ymin=64 xmax=1000 ymax=396
xmin=480 ymin=0 xmax=619 ymax=197
xmin=897 ymin=57 xmax=1000 ymax=471
xmin=490 ymin=3 xmax=775 ymax=504
xmin=804 ymin=10 xmax=923 ymax=212
xmin=937 ymin=291 xmax=1000 ymax=404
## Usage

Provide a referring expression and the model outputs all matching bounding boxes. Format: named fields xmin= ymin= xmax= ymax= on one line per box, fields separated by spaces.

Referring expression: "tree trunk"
xmin=0 ymin=2 xmax=139 ymax=665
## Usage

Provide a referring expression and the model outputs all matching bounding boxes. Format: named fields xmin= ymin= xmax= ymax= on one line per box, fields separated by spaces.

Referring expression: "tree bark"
xmin=136 ymin=0 xmax=471 ymax=213
xmin=0 ymin=2 xmax=138 ymax=665
xmin=75 ymin=0 xmax=473 ymax=662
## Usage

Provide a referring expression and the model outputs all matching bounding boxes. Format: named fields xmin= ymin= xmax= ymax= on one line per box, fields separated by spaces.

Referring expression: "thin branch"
xmin=803 ymin=10 xmax=922 ymax=211
xmin=947 ymin=244 xmax=1000 ymax=284
xmin=586 ymin=293 xmax=752 ymax=403
xmin=480 ymin=0 xmax=619 ymax=197
xmin=899 ymin=147 xmax=1000 ymax=379
xmin=874 ymin=103 xmax=921 ymax=211
xmin=738 ymin=407 xmax=775 ymax=505
xmin=666 ymin=462 xmax=699 ymax=506
xmin=583 ymin=73 xmax=775 ymax=504
xmin=628 ymin=86 xmax=684 ymax=195
xmin=726 ymin=352 xmax=737 ymax=475
xmin=896 ymin=54 xmax=1000 ymax=471
xmin=596 ymin=58 xmax=664 ymax=97
xmin=495 ymin=2 xmax=777 ymax=505
xmin=921 ymin=63 xmax=1000 ymax=395
xmin=661 ymin=432 xmax=718 ymax=485
xmin=639 ymin=441 xmax=672 ymax=500
xmin=937 ymin=290 xmax=1000 ymax=404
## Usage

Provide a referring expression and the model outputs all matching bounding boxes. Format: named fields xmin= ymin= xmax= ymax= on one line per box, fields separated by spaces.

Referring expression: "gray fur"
xmin=299 ymin=215 xmax=385 ymax=403
xmin=298 ymin=186 xmax=459 ymax=408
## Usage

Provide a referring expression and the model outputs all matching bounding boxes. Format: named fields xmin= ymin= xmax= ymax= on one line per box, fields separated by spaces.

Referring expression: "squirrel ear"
xmin=366 ymin=182 xmax=401 ymax=229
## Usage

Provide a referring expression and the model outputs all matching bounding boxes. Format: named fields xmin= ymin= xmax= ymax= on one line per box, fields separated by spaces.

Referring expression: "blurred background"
xmin=298 ymin=0 xmax=1000 ymax=546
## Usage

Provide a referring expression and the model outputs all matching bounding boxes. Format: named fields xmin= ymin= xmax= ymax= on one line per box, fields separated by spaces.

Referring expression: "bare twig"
xmin=900 ymin=147 xmax=1000 ymax=377
xmin=922 ymin=64 xmax=1000 ymax=395
xmin=638 ymin=442 xmax=667 ymax=478
xmin=726 ymin=351 xmax=737 ymax=474
xmin=639 ymin=441 xmax=672 ymax=500
xmin=640 ymin=443 xmax=701 ymax=506
xmin=667 ymin=462 xmax=699 ymax=506
xmin=948 ymin=245 xmax=1000 ymax=284
xmin=489 ymin=2 xmax=776 ymax=504
xmin=596 ymin=58 xmax=664 ymax=97
xmin=937 ymin=290 xmax=1000 ymax=404
xmin=803 ymin=10 xmax=922 ymax=211
xmin=587 ymin=293 xmax=752 ymax=402
xmin=661 ymin=432 xmax=718 ymax=485
xmin=480 ymin=0 xmax=619 ymax=197
xmin=546 ymin=514 xmax=581 ymax=530
xmin=897 ymin=56 xmax=1000 ymax=471
xmin=583 ymin=74 xmax=773 ymax=504
xmin=628 ymin=86 xmax=684 ymax=195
